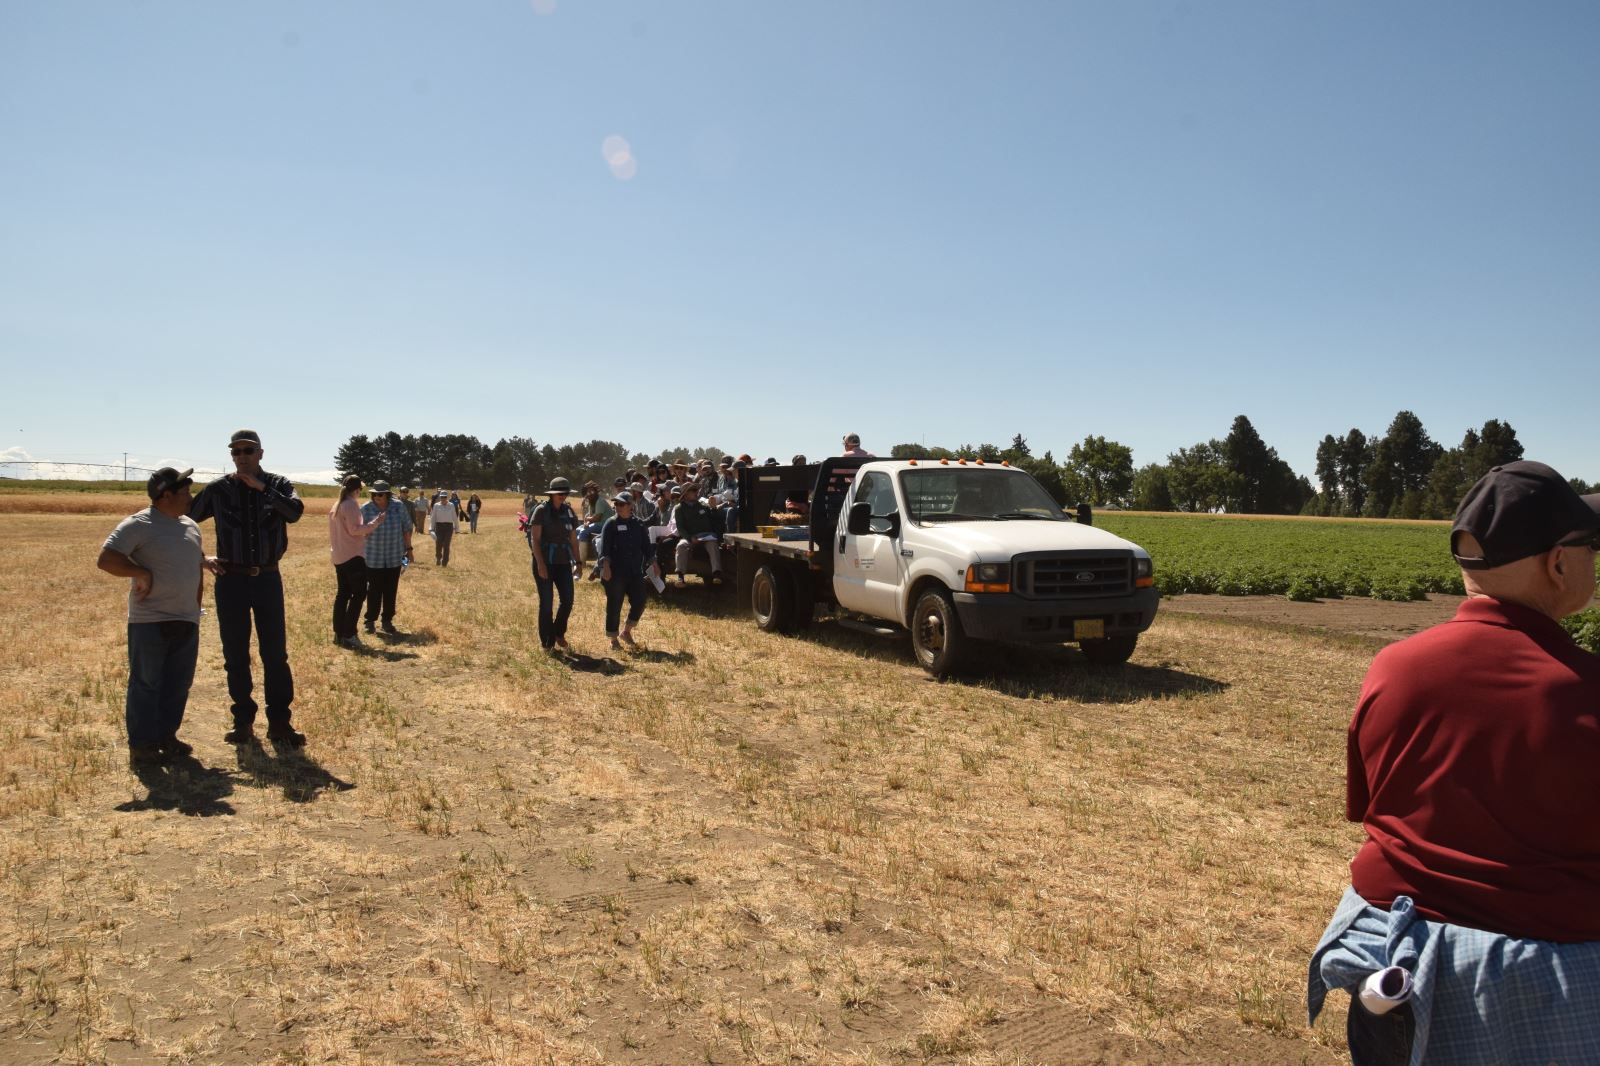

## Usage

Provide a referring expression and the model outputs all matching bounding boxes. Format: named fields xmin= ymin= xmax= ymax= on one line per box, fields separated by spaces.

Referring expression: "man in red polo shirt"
xmin=1309 ymin=461 xmax=1600 ymax=1065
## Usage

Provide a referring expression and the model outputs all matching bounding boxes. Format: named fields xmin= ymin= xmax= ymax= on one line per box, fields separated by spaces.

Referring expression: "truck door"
xmin=835 ymin=470 xmax=904 ymax=619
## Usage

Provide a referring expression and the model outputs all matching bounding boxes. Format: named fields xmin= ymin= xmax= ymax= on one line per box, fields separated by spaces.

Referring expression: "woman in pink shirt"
xmin=328 ymin=475 xmax=386 ymax=648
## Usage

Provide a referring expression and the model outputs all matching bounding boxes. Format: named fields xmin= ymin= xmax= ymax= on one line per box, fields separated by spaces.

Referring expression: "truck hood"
xmin=910 ymin=520 xmax=1145 ymax=559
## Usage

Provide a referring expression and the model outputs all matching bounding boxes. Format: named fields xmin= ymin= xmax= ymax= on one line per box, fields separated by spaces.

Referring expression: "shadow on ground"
xmin=235 ymin=742 xmax=356 ymax=803
xmin=117 ymin=755 xmax=237 ymax=816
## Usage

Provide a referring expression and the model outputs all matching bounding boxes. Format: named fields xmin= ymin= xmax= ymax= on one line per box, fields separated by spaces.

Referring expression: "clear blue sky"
xmin=4 ymin=1 xmax=1596 ymax=483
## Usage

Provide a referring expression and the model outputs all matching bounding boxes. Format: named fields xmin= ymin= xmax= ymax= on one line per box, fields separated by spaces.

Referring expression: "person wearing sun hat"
xmin=1309 ymin=461 xmax=1600 ymax=1060
xmin=598 ymin=490 xmax=654 ymax=649
xmin=188 ymin=429 xmax=307 ymax=748
xmin=359 ymin=480 xmax=413 ymax=638
xmin=97 ymin=467 xmax=206 ymax=767
xmin=527 ymin=476 xmax=584 ymax=652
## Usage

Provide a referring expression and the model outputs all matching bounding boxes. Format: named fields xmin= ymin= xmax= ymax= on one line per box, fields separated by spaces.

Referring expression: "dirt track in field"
xmin=1162 ymin=592 xmax=1464 ymax=645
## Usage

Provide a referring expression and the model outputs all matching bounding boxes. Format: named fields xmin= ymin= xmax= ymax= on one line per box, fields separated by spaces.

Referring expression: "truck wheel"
xmin=911 ymin=588 xmax=968 ymax=677
xmin=1080 ymin=634 xmax=1138 ymax=666
xmin=789 ymin=566 xmax=814 ymax=630
xmin=752 ymin=564 xmax=795 ymax=634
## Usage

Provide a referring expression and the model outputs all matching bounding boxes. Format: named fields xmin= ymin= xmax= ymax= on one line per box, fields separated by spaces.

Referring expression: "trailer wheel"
xmin=1080 ymin=634 xmax=1138 ymax=666
xmin=752 ymin=564 xmax=795 ymax=633
xmin=911 ymin=588 xmax=968 ymax=677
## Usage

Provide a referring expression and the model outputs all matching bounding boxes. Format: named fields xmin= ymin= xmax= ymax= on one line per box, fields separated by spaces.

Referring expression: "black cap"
xmin=612 ymin=491 xmax=633 ymax=505
xmin=1451 ymin=461 xmax=1600 ymax=570
xmin=229 ymin=429 xmax=261 ymax=449
xmin=147 ymin=467 xmax=194 ymax=500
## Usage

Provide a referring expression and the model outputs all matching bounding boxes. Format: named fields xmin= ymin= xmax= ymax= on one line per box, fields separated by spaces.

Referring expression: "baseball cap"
xmin=612 ymin=491 xmax=633 ymax=505
xmin=229 ymin=429 xmax=261 ymax=449
xmin=1451 ymin=461 xmax=1600 ymax=570
xmin=146 ymin=467 xmax=193 ymax=500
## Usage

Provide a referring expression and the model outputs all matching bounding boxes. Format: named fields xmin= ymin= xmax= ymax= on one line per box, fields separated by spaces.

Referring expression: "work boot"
xmin=267 ymin=725 xmax=307 ymax=749
xmin=223 ymin=724 xmax=256 ymax=745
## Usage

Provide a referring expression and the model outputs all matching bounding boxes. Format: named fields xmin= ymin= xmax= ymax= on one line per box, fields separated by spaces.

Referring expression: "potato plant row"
xmin=1095 ymin=513 xmax=1599 ymax=652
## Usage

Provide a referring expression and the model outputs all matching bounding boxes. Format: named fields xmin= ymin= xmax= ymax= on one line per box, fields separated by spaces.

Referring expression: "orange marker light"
xmin=908 ymin=459 xmax=918 ymax=466
xmin=976 ymin=459 xmax=985 ymax=466
xmin=958 ymin=458 xmax=967 ymax=465
xmin=940 ymin=458 xmax=949 ymax=465
xmin=1002 ymin=460 xmax=1010 ymax=467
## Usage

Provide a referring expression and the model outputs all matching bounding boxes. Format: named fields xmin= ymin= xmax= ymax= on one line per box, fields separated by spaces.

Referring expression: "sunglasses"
xmin=230 ymin=446 xmax=258 ymax=456
xmin=1559 ymin=531 xmax=1600 ymax=551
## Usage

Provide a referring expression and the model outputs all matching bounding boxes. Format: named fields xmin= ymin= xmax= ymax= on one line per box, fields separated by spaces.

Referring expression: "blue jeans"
xmin=126 ymin=621 xmax=198 ymax=749
xmin=533 ymin=557 xmax=575 ymax=647
xmin=214 ymin=569 xmax=294 ymax=729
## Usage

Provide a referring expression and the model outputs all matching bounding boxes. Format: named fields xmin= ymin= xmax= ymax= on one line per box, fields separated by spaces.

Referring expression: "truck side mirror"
xmin=1076 ymin=503 xmax=1093 ymax=526
xmin=847 ymin=500 xmax=872 ymax=536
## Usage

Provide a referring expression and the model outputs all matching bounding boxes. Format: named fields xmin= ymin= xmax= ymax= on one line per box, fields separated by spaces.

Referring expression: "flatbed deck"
xmin=725 ymin=531 xmax=816 ymax=562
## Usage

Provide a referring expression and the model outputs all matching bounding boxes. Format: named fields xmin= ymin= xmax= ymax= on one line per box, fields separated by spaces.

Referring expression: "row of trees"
xmin=336 ymin=417 xmax=1589 ymax=518
xmin=333 ymin=433 xmax=729 ymax=494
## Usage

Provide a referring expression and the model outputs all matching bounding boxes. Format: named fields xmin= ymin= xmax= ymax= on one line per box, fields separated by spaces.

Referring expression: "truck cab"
xmin=729 ymin=458 xmax=1160 ymax=676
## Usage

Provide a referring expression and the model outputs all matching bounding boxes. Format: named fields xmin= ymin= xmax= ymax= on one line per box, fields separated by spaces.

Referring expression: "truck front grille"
xmin=1015 ymin=552 xmax=1133 ymax=599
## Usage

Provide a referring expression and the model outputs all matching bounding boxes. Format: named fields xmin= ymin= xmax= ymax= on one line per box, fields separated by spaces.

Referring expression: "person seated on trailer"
xmin=670 ymin=482 xmax=723 ymax=587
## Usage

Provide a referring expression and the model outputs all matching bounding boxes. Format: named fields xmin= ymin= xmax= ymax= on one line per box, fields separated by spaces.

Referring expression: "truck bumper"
xmin=950 ymin=588 xmax=1160 ymax=643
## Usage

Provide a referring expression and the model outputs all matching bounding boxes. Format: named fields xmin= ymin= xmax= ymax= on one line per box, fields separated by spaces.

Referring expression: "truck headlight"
xmin=965 ymin=563 xmax=1011 ymax=593
xmin=1134 ymin=557 xmax=1154 ymax=588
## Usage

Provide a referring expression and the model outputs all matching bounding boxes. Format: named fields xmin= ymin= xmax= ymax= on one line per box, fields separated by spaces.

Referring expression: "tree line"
xmin=336 ymin=416 xmax=1590 ymax=519
xmin=333 ymin=433 xmax=726 ymax=496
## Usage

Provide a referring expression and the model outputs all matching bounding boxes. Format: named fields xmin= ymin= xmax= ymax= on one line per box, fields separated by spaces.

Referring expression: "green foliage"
xmin=1562 ymin=609 xmax=1600 ymax=655
xmin=1095 ymin=514 xmax=1464 ymax=602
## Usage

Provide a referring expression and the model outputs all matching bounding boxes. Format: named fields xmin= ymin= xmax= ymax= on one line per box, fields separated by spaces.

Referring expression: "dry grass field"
xmin=0 ymin=493 xmax=1370 ymax=1064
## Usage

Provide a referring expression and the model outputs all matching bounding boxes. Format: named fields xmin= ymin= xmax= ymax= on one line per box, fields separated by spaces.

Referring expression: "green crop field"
xmin=1096 ymin=511 xmax=1599 ymax=652
xmin=1096 ymin=513 xmax=1461 ymax=601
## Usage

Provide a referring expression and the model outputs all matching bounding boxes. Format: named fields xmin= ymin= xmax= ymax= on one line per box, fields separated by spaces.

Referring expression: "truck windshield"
xmin=898 ymin=469 xmax=1066 ymax=524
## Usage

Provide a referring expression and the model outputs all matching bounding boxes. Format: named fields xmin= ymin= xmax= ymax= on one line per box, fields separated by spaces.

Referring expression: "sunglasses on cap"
xmin=1559 ymin=531 xmax=1600 ymax=551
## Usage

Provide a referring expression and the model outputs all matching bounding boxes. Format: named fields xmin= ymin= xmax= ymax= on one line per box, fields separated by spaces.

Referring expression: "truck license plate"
xmin=1072 ymin=619 xmax=1105 ymax=640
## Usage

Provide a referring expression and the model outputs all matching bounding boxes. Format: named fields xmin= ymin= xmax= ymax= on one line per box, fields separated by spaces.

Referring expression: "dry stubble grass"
xmin=0 ymin=506 xmax=1360 ymax=1064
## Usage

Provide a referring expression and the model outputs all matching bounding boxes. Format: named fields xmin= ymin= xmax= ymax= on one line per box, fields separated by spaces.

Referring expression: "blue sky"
xmin=3 ymin=1 xmax=1596 ymax=484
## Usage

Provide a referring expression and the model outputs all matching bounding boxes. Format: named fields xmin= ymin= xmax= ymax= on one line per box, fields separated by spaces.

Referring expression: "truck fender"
xmin=901 ymin=572 xmax=954 ymax=629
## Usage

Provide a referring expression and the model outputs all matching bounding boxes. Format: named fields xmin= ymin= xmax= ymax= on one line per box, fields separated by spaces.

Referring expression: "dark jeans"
xmin=435 ymin=524 xmax=454 ymax=565
xmin=1346 ymin=997 xmax=1414 ymax=1066
xmin=214 ymin=569 xmax=293 ymax=729
xmin=468 ymin=512 xmax=479 ymax=533
xmin=604 ymin=572 xmax=649 ymax=635
xmin=332 ymin=557 xmax=367 ymax=639
xmin=533 ymin=557 xmax=575 ymax=648
xmin=364 ymin=566 xmax=401 ymax=625
xmin=126 ymin=621 xmax=198 ymax=748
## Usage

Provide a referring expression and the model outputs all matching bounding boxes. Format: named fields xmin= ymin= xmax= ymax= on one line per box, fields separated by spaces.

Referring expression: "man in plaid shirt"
xmin=360 ymin=482 xmax=413 ymax=635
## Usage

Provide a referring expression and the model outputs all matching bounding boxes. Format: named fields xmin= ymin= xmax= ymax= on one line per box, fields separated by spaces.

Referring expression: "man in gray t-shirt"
xmin=98 ymin=467 xmax=207 ymax=767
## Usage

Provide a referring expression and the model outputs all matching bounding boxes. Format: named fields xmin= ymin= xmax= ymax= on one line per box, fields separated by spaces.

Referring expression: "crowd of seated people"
xmin=522 ymin=435 xmax=874 ymax=591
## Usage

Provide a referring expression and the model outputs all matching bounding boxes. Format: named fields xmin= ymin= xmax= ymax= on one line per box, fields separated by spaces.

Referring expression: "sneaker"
xmin=711 ymin=570 xmax=724 ymax=586
xmin=267 ymin=726 xmax=307 ymax=749
xmin=363 ymin=620 xmax=377 ymax=634
xmin=340 ymin=635 xmax=362 ymax=649
xmin=381 ymin=621 xmax=399 ymax=635
xmin=675 ymin=574 xmax=687 ymax=588
xmin=620 ymin=631 xmax=638 ymax=648
xmin=554 ymin=636 xmax=570 ymax=651
xmin=609 ymin=637 xmax=623 ymax=650
xmin=223 ymin=725 xmax=256 ymax=744
xmin=159 ymin=736 xmax=194 ymax=758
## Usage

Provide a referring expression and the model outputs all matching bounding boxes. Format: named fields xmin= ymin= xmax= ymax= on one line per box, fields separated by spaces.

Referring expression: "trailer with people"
xmin=725 ymin=457 xmax=1160 ymax=676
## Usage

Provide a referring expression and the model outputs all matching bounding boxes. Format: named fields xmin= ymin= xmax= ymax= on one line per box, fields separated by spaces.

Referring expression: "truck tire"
xmin=752 ymin=564 xmax=795 ymax=634
xmin=1080 ymin=634 xmax=1138 ymax=666
xmin=911 ymin=588 xmax=968 ymax=677
xmin=789 ymin=565 xmax=814 ymax=630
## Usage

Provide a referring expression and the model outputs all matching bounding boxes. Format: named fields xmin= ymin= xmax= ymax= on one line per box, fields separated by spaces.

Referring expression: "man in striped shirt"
xmin=188 ymin=429 xmax=307 ymax=748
